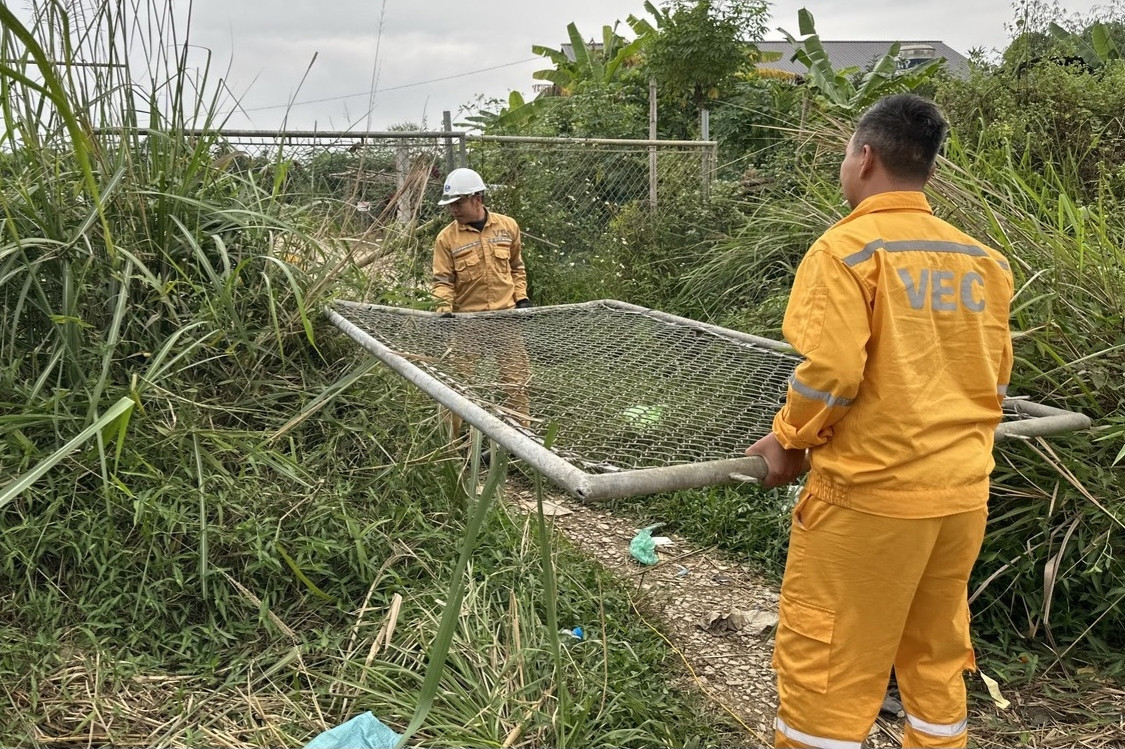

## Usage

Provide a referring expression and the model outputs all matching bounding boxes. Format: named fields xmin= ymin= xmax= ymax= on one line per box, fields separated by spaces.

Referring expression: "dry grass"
xmin=11 ymin=568 xmax=1122 ymax=749
xmin=970 ymin=678 xmax=1125 ymax=748
xmin=8 ymin=653 xmax=320 ymax=747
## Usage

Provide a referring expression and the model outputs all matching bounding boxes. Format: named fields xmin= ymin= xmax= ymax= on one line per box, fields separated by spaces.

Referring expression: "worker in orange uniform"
xmin=746 ymin=94 xmax=1013 ymax=748
xmin=432 ymin=168 xmax=532 ymax=435
xmin=433 ymin=167 xmax=530 ymax=314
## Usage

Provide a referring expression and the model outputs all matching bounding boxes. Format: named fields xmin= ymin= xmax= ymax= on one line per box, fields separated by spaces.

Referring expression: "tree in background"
xmin=483 ymin=22 xmax=647 ymax=134
xmin=941 ymin=0 xmax=1125 ymax=198
xmin=529 ymin=22 xmax=646 ymax=97
xmin=642 ymin=0 xmax=768 ymax=130
xmin=780 ymin=8 xmax=946 ymax=115
xmin=482 ymin=0 xmax=771 ymax=140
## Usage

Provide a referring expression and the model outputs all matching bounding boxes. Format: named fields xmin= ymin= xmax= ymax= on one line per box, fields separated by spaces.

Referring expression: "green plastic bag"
xmin=629 ymin=524 xmax=661 ymax=565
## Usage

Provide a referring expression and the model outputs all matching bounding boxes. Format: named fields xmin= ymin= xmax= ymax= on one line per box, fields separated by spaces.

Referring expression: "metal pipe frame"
xmin=996 ymin=398 xmax=1092 ymax=440
xmin=181 ymin=129 xmax=464 ymax=140
xmin=94 ymin=129 xmax=716 ymax=148
xmin=469 ymin=134 xmax=719 ymax=149
xmin=326 ymin=300 xmax=1092 ymax=500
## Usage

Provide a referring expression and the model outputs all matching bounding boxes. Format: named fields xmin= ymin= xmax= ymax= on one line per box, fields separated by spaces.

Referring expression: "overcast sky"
xmin=180 ymin=0 xmax=1102 ymax=132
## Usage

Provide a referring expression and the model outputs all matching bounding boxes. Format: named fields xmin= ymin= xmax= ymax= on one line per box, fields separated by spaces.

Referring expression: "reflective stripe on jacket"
xmin=773 ymin=191 xmax=1014 ymax=518
xmin=432 ymin=211 xmax=527 ymax=312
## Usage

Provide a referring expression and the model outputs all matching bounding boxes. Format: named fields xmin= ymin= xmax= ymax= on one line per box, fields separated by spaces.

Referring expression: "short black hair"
xmin=852 ymin=94 xmax=949 ymax=182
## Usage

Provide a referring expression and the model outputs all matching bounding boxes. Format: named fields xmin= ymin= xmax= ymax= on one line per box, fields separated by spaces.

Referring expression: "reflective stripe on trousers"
xmin=907 ymin=712 xmax=968 ymax=737
xmin=901 ymin=712 xmax=969 ymax=748
xmin=775 ymin=717 xmax=862 ymax=749
xmin=774 ymin=714 xmax=969 ymax=749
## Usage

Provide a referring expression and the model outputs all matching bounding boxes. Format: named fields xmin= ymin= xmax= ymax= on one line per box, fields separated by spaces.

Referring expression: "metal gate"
xmin=326 ymin=300 xmax=1092 ymax=500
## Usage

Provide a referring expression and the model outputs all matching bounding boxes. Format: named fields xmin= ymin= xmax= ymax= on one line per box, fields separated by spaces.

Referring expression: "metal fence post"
xmin=395 ymin=142 xmax=410 ymax=224
xmin=648 ymin=77 xmax=658 ymax=209
xmin=700 ymin=107 xmax=711 ymax=203
xmin=442 ymin=111 xmax=455 ymax=174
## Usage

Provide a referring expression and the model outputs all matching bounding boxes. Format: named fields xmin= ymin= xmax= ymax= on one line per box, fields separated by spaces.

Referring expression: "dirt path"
xmin=507 ymin=483 xmax=781 ymax=745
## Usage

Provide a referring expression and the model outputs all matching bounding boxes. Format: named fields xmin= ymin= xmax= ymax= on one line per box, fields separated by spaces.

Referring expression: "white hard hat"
xmin=437 ymin=168 xmax=487 ymax=205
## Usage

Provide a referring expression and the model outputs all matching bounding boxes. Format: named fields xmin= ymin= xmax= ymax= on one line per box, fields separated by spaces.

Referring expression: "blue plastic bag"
xmin=303 ymin=711 xmax=402 ymax=749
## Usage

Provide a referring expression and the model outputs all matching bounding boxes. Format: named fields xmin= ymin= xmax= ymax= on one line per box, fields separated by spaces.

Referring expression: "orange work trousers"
xmin=772 ymin=491 xmax=987 ymax=749
xmin=442 ymin=315 xmax=531 ymax=438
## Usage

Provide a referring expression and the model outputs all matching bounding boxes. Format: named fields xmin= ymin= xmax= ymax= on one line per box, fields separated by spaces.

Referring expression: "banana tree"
xmin=532 ymin=21 xmax=645 ymax=95
xmin=1048 ymin=21 xmax=1121 ymax=70
xmin=782 ymin=8 xmax=944 ymax=113
xmin=488 ymin=21 xmax=645 ymax=128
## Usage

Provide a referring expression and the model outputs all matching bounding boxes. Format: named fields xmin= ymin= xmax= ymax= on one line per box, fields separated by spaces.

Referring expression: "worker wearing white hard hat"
xmin=436 ymin=167 xmax=487 ymax=205
xmin=432 ymin=167 xmax=529 ymax=313
xmin=432 ymin=167 xmax=532 ymax=439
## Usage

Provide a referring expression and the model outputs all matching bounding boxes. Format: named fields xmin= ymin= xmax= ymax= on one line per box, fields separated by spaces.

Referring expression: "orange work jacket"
xmin=773 ymin=191 xmax=1014 ymax=518
xmin=432 ymin=210 xmax=527 ymax=312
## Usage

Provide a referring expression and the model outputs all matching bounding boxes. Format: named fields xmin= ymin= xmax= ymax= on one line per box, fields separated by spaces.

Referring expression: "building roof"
xmin=557 ymin=39 xmax=972 ymax=79
xmin=560 ymin=42 xmax=604 ymax=62
xmin=754 ymin=40 xmax=971 ymax=79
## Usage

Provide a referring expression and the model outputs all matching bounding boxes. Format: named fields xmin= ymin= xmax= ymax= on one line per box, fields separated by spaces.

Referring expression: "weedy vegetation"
xmin=2 ymin=0 xmax=1123 ymax=746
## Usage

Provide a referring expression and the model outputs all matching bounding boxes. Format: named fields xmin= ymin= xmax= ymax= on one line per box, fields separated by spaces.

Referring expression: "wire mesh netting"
xmin=328 ymin=300 xmax=1090 ymax=499
xmin=333 ymin=300 xmax=795 ymax=472
xmin=195 ymin=131 xmax=453 ymax=227
xmin=475 ymin=138 xmax=713 ymax=213
xmin=104 ymin=130 xmax=718 ymax=265
xmin=473 ymin=137 xmax=716 ymax=268
xmin=142 ymin=131 xmax=717 ymax=239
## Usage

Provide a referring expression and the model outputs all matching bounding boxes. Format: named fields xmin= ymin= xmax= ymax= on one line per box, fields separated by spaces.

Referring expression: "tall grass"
xmin=931 ymin=131 xmax=1125 ymax=676
xmin=0 ymin=2 xmax=741 ymax=746
xmin=675 ymin=101 xmax=1124 ymax=679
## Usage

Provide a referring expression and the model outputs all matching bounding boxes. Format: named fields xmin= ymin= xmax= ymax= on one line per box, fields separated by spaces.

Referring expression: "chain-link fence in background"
xmin=159 ymin=128 xmax=716 ymax=254
xmin=170 ymin=129 xmax=459 ymax=229
xmin=469 ymin=134 xmax=717 ymax=268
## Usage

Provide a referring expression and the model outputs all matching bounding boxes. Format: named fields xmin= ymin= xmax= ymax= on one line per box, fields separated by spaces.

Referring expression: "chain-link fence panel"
xmin=179 ymin=129 xmax=462 ymax=229
xmin=338 ymin=299 xmax=794 ymax=467
xmin=326 ymin=300 xmax=1091 ymax=500
xmin=106 ymin=129 xmax=718 ymax=291
xmin=468 ymin=135 xmax=716 ymax=260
